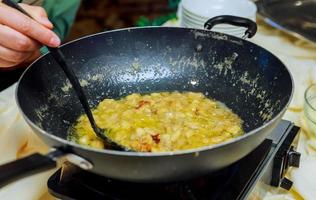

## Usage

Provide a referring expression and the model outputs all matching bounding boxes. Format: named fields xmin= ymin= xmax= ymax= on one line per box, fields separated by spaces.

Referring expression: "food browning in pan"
xmin=69 ymin=92 xmax=244 ymax=152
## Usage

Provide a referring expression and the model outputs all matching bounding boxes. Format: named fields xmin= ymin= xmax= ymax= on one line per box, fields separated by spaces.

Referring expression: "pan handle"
xmin=204 ymin=15 xmax=257 ymax=39
xmin=0 ymin=149 xmax=93 ymax=188
xmin=0 ymin=150 xmax=64 ymax=188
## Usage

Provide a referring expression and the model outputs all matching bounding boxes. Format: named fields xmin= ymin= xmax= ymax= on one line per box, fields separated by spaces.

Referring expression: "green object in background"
xmin=136 ymin=13 xmax=177 ymax=27
xmin=136 ymin=0 xmax=180 ymax=27
xmin=168 ymin=0 xmax=181 ymax=10
xmin=41 ymin=0 xmax=81 ymax=54
xmin=43 ymin=0 xmax=81 ymax=41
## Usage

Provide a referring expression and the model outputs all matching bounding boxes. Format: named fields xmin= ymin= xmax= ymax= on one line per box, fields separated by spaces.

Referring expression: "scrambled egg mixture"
xmin=70 ymin=92 xmax=244 ymax=152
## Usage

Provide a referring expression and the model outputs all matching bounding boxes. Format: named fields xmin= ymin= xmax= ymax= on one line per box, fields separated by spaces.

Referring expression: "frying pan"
xmin=0 ymin=16 xmax=293 ymax=187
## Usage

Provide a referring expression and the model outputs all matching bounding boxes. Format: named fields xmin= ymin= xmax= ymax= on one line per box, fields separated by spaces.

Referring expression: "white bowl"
xmin=182 ymin=0 xmax=257 ymax=19
xmin=179 ymin=0 xmax=256 ymax=38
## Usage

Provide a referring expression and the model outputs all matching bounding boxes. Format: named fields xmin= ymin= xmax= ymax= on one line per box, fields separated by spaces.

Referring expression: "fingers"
xmin=0 ymin=3 xmax=59 ymax=68
xmin=0 ymin=24 xmax=41 ymax=52
xmin=0 ymin=3 xmax=60 ymax=47
xmin=0 ymin=45 xmax=32 ymax=63
xmin=0 ymin=24 xmax=41 ymax=68
xmin=23 ymin=49 xmax=41 ymax=63
xmin=19 ymin=4 xmax=53 ymax=29
xmin=0 ymin=58 xmax=18 ymax=68
xmin=0 ymin=49 xmax=41 ymax=69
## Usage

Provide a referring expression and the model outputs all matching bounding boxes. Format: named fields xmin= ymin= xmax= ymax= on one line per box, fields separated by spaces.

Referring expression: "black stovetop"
xmin=48 ymin=120 xmax=300 ymax=200
xmin=49 ymin=140 xmax=271 ymax=200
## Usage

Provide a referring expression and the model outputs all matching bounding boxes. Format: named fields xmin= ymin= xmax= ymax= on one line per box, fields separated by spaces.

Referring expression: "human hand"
xmin=0 ymin=3 xmax=60 ymax=68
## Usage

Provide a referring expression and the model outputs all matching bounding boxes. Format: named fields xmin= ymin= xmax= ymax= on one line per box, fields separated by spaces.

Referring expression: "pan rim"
xmin=15 ymin=26 xmax=294 ymax=157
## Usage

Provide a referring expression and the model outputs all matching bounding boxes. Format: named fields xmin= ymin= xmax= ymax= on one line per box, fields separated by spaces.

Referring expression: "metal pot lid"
xmin=256 ymin=0 xmax=316 ymax=44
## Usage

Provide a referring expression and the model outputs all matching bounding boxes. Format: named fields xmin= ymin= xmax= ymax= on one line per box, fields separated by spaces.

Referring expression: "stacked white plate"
xmin=179 ymin=0 xmax=257 ymax=38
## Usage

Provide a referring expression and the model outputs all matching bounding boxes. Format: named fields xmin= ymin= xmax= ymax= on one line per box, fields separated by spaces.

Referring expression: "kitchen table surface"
xmin=0 ymin=19 xmax=316 ymax=199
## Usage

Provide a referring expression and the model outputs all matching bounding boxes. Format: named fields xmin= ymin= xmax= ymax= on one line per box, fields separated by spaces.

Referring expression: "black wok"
xmin=0 ymin=16 xmax=293 ymax=187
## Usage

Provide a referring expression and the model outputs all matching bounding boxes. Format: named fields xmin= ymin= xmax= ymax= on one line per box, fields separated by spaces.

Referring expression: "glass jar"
xmin=304 ymin=84 xmax=316 ymax=135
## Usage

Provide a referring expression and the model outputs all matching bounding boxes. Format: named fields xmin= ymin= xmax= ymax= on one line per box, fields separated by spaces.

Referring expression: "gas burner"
xmin=48 ymin=120 xmax=300 ymax=200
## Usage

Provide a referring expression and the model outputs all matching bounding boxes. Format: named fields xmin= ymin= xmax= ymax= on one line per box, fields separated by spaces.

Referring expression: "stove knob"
xmin=280 ymin=177 xmax=293 ymax=190
xmin=288 ymin=149 xmax=301 ymax=168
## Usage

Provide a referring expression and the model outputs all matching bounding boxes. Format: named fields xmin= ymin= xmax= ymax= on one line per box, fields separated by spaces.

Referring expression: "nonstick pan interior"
xmin=17 ymin=27 xmax=293 ymax=142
